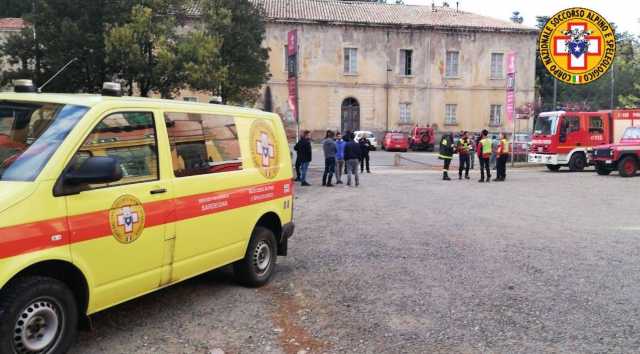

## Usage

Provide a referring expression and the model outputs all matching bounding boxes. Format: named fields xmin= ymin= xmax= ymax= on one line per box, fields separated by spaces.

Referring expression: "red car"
xmin=408 ymin=126 xmax=435 ymax=151
xmin=382 ymin=132 xmax=409 ymax=152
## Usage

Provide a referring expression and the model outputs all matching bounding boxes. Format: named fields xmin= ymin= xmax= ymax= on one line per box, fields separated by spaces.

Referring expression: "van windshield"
xmin=0 ymin=101 xmax=88 ymax=181
xmin=533 ymin=115 xmax=559 ymax=136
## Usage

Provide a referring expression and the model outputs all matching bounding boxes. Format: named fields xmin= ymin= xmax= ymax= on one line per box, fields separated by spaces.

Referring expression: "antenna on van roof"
xmin=38 ymin=57 xmax=78 ymax=93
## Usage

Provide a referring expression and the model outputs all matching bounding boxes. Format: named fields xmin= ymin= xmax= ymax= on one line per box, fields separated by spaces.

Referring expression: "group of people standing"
xmin=439 ymin=130 xmax=510 ymax=183
xmin=293 ymin=130 xmax=372 ymax=187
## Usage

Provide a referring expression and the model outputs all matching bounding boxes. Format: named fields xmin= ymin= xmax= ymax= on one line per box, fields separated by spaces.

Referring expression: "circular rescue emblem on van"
xmin=109 ymin=194 xmax=146 ymax=244
xmin=249 ymin=120 xmax=280 ymax=179
xmin=538 ymin=7 xmax=615 ymax=85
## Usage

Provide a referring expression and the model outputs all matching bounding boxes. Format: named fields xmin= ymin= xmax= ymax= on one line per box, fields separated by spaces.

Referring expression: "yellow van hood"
xmin=0 ymin=182 xmax=38 ymax=215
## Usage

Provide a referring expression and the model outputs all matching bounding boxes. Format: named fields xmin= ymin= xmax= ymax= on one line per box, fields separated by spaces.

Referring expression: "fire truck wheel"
xmin=0 ymin=276 xmax=78 ymax=354
xmin=618 ymin=156 xmax=638 ymax=178
xmin=546 ymin=164 xmax=561 ymax=172
xmin=568 ymin=153 xmax=587 ymax=172
xmin=233 ymin=226 xmax=277 ymax=287
xmin=595 ymin=163 xmax=612 ymax=176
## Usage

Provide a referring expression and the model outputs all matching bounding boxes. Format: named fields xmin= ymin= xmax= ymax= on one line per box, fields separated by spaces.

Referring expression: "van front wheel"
xmin=0 ymin=276 xmax=78 ymax=354
xmin=234 ymin=227 xmax=278 ymax=287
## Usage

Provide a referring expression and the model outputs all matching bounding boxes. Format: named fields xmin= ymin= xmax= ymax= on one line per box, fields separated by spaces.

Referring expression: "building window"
xmin=344 ymin=48 xmax=358 ymax=74
xmin=400 ymin=49 xmax=413 ymax=76
xmin=283 ymin=44 xmax=288 ymax=71
xmin=491 ymin=53 xmax=504 ymax=79
xmin=445 ymin=104 xmax=457 ymax=125
xmin=490 ymin=104 xmax=502 ymax=126
xmin=399 ymin=103 xmax=411 ymax=123
xmin=445 ymin=51 xmax=459 ymax=77
xmin=165 ymin=112 xmax=243 ymax=177
xmin=183 ymin=97 xmax=198 ymax=102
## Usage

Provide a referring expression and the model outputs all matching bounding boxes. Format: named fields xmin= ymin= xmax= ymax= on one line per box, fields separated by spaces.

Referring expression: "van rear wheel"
xmin=0 ymin=276 xmax=78 ymax=354
xmin=234 ymin=227 xmax=277 ymax=287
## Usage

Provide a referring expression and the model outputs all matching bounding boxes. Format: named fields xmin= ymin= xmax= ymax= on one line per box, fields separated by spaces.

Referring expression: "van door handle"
xmin=150 ymin=188 xmax=167 ymax=195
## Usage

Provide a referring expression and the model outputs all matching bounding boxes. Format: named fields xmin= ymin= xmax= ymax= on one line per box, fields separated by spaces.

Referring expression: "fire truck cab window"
xmin=561 ymin=116 xmax=580 ymax=134
xmin=165 ymin=112 xmax=242 ymax=177
xmin=589 ymin=116 xmax=604 ymax=132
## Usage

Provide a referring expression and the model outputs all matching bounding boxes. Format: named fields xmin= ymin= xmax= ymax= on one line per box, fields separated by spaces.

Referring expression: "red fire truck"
xmin=528 ymin=110 xmax=638 ymax=171
xmin=589 ymin=109 xmax=640 ymax=177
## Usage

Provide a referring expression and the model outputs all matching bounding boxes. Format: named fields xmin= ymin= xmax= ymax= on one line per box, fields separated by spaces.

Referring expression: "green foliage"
xmin=1 ymin=0 xmax=269 ymax=103
xmin=535 ymin=16 xmax=640 ymax=111
xmin=200 ymin=0 xmax=270 ymax=104
xmin=0 ymin=0 xmax=32 ymax=17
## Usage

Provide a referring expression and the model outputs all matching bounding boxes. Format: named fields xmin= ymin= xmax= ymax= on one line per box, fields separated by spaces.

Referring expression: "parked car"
xmin=353 ymin=130 xmax=378 ymax=150
xmin=408 ymin=126 xmax=435 ymax=151
xmin=382 ymin=132 xmax=409 ymax=152
xmin=512 ymin=133 xmax=531 ymax=162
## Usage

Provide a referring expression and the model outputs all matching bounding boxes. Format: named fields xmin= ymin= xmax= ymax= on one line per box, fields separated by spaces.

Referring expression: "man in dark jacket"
xmin=321 ymin=130 xmax=337 ymax=187
xmin=358 ymin=136 xmax=372 ymax=173
xmin=438 ymin=133 xmax=454 ymax=180
xmin=344 ymin=133 xmax=362 ymax=186
xmin=294 ymin=130 xmax=312 ymax=186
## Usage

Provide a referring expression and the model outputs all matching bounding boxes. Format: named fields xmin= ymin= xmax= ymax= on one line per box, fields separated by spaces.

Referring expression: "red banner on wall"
xmin=287 ymin=30 xmax=299 ymax=123
xmin=506 ymin=52 xmax=517 ymax=123
xmin=288 ymin=78 xmax=297 ymax=121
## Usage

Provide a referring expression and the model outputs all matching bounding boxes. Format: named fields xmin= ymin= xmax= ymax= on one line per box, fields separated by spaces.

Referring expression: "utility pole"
xmin=610 ymin=63 xmax=615 ymax=109
xmin=552 ymin=78 xmax=557 ymax=110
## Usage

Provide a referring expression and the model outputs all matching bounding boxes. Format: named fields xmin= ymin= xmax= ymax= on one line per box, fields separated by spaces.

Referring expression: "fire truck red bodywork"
xmin=529 ymin=111 xmax=611 ymax=171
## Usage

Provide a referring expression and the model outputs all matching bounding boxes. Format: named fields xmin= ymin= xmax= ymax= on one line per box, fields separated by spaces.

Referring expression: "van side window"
xmin=164 ymin=112 xmax=242 ymax=177
xmin=71 ymin=112 xmax=158 ymax=189
xmin=589 ymin=116 xmax=604 ymax=132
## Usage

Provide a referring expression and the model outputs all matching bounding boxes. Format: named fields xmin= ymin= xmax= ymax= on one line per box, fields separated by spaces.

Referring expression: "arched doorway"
xmin=341 ymin=97 xmax=360 ymax=133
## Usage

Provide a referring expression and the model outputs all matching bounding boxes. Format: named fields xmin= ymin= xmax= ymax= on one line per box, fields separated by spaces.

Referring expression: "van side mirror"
xmin=64 ymin=156 xmax=123 ymax=186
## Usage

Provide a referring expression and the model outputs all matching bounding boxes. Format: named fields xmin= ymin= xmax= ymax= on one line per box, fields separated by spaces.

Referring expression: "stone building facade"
xmin=255 ymin=0 xmax=538 ymax=137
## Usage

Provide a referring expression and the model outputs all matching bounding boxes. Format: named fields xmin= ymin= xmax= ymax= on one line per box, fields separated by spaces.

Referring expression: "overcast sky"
xmin=404 ymin=0 xmax=640 ymax=34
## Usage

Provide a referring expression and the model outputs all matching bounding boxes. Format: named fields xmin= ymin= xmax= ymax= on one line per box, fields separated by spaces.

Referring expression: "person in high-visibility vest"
xmin=477 ymin=129 xmax=492 ymax=183
xmin=438 ymin=133 xmax=454 ymax=180
xmin=495 ymin=132 xmax=510 ymax=181
xmin=456 ymin=131 xmax=471 ymax=180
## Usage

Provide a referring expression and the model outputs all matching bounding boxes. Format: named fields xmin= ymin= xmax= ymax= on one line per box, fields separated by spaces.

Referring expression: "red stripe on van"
xmin=0 ymin=179 xmax=293 ymax=260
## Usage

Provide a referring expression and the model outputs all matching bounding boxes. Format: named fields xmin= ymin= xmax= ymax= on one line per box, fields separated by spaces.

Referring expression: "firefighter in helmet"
xmin=457 ymin=131 xmax=471 ymax=179
xmin=438 ymin=132 xmax=455 ymax=180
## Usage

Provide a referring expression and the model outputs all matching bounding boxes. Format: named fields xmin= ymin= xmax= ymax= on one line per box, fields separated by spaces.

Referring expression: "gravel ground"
xmin=70 ymin=152 xmax=640 ymax=354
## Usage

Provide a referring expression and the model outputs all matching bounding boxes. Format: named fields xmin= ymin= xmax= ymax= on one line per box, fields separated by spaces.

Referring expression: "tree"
xmin=534 ymin=16 xmax=640 ymax=111
xmin=106 ymin=3 xmax=181 ymax=97
xmin=200 ymin=0 xmax=270 ymax=105
xmin=0 ymin=0 xmax=32 ymax=18
xmin=0 ymin=0 xmax=132 ymax=92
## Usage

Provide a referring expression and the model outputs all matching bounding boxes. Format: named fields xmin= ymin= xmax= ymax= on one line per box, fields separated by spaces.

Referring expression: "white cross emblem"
xmin=554 ymin=23 xmax=601 ymax=70
xmin=256 ymin=132 xmax=274 ymax=167
xmin=117 ymin=206 xmax=139 ymax=233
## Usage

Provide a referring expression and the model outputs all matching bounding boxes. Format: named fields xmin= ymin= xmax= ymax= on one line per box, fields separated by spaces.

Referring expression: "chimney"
xmin=456 ymin=2 xmax=459 ymax=12
xmin=432 ymin=1 xmax=436 ymax=12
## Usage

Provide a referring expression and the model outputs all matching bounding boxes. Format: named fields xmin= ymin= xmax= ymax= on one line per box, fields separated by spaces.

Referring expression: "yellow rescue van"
xmin=0 ymin=81 xmax=294 ymax=354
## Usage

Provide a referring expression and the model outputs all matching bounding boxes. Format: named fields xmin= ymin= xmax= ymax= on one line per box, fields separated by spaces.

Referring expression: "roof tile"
xmin=249 ymin=0 xmax=537 ymax=33
xmin=0 ymin=18 xmax=27 ymax=31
